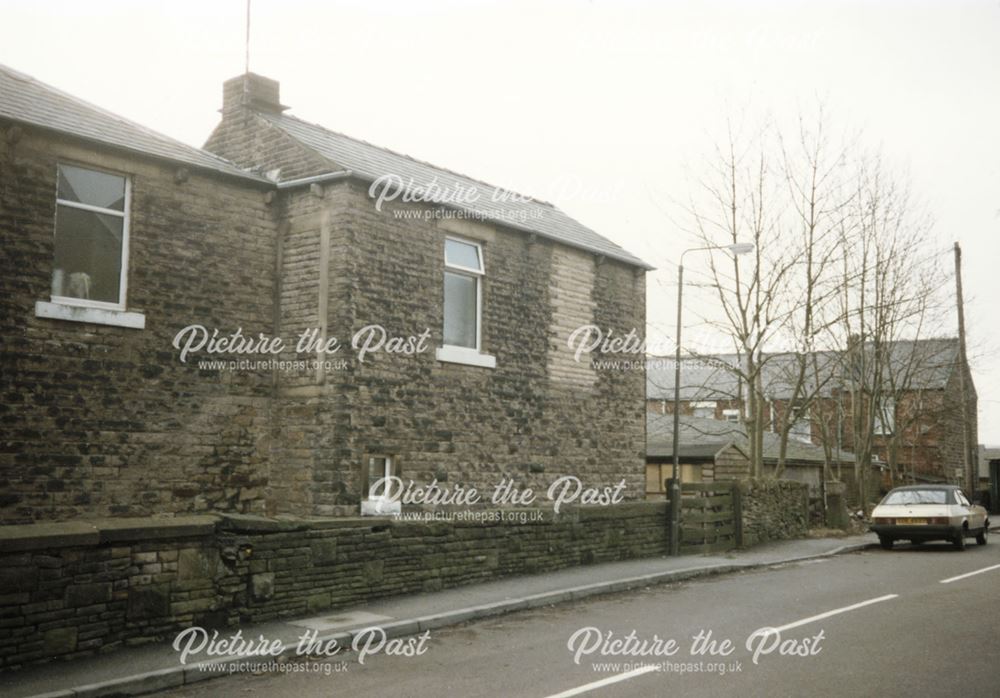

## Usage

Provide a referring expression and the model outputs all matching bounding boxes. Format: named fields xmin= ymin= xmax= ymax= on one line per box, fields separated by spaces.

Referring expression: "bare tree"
xmin=769 ymin=110 xmax=853 ymax=478
xmin=680 ymin=109 xmax=850 ymax=479
xmin=834 ymin=154 xmax=945 ymax=507
xmin=681 ymin=116 xmax=794 ymax=477
xmin=675 ymin=109 xmax=949 ymax=505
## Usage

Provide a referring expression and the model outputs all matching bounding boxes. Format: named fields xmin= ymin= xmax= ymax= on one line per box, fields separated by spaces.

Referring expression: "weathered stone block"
xmin=310 ymin=538 xmax=337 ymax=565
xmin=250 ymin=573 xmax=274 ymax=601
xmin=172 ymin=597 xmax=216 ymax=615
xmin=43 ymin=626 xmax=77 ymax=655
xmin=363 ymin=560 xmax=384 ymax=583
xmin=177 ymin=548 xmax=217 ymax=581
xmin=306 ymin=592 xmax=331 ymax=613
xmin=127 ymin=583 xmax=171 ymax=620
xmin=65 ymin=582 xmax=111 ymax=608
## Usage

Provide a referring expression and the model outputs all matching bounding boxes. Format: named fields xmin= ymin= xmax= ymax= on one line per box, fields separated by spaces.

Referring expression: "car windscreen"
xmin=881 ymin=489 xmax=949 ymax=505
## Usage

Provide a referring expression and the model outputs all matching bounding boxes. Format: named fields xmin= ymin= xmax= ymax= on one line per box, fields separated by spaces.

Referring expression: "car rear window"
xmin=881 ymin=490 xmax=949 ymax=505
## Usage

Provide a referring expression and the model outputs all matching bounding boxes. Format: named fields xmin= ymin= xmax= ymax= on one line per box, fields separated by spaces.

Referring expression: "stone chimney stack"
xmin=222 ymin=73 xmax=287 ymax=114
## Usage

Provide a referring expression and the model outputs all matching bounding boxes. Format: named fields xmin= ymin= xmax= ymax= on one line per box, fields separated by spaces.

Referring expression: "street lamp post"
xmin=668 ymin=242 xmax=754 ymax=557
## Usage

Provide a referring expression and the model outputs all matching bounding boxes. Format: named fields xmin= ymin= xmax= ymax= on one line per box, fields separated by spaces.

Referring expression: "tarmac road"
xmin=152 ymin=539 xmax=1000 ymax=698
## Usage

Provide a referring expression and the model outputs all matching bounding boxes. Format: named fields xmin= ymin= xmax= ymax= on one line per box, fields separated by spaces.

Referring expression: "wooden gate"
xmin=678 ymin=481 xmax=742 ymax=554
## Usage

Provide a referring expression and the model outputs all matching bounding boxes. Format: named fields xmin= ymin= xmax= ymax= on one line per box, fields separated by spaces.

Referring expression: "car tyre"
xmin=879 ymin=536 xmax=893 ymax=550
xmin=976 ymin=528 xmax=987 ymax=546
xmin=953 ymin=532 xmax=967 ymax=551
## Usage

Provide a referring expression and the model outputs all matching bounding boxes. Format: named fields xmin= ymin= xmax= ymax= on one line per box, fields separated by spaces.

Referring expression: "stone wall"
xmin=0 ymin=482 xmax=815 ymax=669
xmin=2 ymin=109 xmax=648 ymax=524
xmin=0 ymin=127 xmax=278 ymax=524
xmin=0 ymin=504 xmax=668 ymax=669
xmin=737 ymin=479 xmax=810 ymax=547
xmin=291 ymin=180 xmax=648 ymax=514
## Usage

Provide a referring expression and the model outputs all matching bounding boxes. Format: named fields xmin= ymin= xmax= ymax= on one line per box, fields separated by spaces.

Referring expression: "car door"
xmin=956 ymin=490 xmax=984 ymax=529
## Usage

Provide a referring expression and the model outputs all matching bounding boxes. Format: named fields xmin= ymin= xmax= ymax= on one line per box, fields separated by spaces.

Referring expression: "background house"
xmin=647 ymin=338 xmax=977 ymax=489
xmin=0 ymin=65 xmax=650 ymax=523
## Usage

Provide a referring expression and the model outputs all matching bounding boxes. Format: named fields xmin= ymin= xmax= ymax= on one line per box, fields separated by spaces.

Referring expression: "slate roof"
xmin=647 ymin=339 xmax=961 ymax=401
xmin=876 ymin=338 xmax=960 ymax=391
xmin=258 ymin=112 xmax=652 ymax=269
xmin=0 ymin=63 xmax=266 ymax=182
xmin=646 ymin=412 xmax=855 ymax=464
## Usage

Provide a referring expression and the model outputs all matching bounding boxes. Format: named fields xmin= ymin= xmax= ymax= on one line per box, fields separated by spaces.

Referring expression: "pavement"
xmin=0 ymin=533 xmax=881 ymax=698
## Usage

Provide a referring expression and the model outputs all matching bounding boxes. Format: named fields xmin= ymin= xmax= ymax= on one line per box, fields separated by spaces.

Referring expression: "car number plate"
xmin=896 ymin=518 xmax=926 ymax=525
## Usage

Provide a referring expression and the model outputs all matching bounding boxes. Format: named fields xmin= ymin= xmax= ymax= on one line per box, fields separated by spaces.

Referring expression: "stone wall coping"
xmin=0 ymin=515 xmax=218 ymax=552
xmin=98 ymin=516 xmax=218 ymax=543
xmin=0 ymin=502 xmax=672 ymax=551
xmin=0 ymin=520 xmax=101 ymax=552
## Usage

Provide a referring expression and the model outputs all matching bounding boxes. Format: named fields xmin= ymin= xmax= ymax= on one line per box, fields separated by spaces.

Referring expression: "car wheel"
xmin=976 ymin=528 xmax=987 ymax=546
xmin=879 ymin=536 xmax=893 ymax=550
xmin=953 ymin=533 xmax=967 ymax=551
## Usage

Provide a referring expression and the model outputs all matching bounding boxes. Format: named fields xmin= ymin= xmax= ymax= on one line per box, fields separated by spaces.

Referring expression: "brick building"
xmin=647 ymin=339 xmax=978 ymax=488
xmin=0 ymin=66 xmax=650 ymax=524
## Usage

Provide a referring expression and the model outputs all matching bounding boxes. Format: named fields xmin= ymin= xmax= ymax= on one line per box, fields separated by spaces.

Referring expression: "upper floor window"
xmin=874 ymin=397 xmax=895 ymax=436
xmin=435 ymin=237 xmax=495 ymax=369
xmin=789 ymin=405 xmax=812 ymax=443
xmin=443 ymin=237 xmax=483 ymax=349
xmin=691 ymin=401 xmax=716 ymax=419
xmin=51 ymin=164 xmax=130 ymax=308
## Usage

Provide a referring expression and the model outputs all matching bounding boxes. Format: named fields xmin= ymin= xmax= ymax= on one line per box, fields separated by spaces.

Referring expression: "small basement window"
xmin=361 ymin=454 xmax=401 ymax=515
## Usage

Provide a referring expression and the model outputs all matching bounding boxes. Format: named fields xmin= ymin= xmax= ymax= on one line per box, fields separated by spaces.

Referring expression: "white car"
xmin=870 ymin=485 xmax=989 ymax=550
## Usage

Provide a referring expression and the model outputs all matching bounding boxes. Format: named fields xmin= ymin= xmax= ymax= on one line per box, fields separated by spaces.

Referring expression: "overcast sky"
xmin=2 ymin=0 xmax=998 ymax=441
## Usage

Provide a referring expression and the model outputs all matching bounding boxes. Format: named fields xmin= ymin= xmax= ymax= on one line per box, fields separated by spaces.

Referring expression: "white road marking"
xmin=543 ymin=665 xmax=659 ymax=698
xmin=545 ymin=593 xmax=898 ymax=697
xmin=758 ymin=594 xmax=899 ymax=636
xmin=940 ymin=564 xmax=1000 ymax=584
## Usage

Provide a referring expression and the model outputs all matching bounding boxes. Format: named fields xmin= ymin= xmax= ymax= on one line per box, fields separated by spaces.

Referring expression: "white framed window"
xmin=789 ymin=405 xmax=812 ymax=443
xmin=361 ymin=455 xmax=401 ymax=516
xmin=691 ymin=400 xmax=716 ymax=419
xmin=35 ymin=163 xmax=144 ymax=329
xmin=436 ymin=236 xmax=495 ymax=368
xmin=51 ymin=164 xmax=130 ymax=308
xmin=874 ymin=397 xmax=895 ymax=435
xmin=722 ymin=408 xmax=740 ymax=423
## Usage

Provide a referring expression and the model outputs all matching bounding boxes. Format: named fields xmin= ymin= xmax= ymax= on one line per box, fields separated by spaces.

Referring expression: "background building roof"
xmin=647 ymin=338 xmax=961 ymax=402
xmin=646 ymin=412 xmax=855 ymax=464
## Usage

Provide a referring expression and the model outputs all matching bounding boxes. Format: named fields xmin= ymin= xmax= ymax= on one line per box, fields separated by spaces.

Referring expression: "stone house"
xmin=646 ymin=339 xmax=978 ymax=488
xmin=0 ymin=65 xmax=650 ymax=524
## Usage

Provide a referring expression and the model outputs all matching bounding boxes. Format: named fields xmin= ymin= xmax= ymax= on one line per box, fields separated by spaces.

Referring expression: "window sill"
xmin=35 ymin=301 xmax=146 ymax=329
xmin=361 ymin=499 xmax=401 ymax=516
xmin=435 ymin=345 xmax=496 ymax=369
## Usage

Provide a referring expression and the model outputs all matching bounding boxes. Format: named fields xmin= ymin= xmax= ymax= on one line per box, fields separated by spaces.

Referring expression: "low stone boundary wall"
xmin=737 ymin=479 xmax=810 ymax=546
xmin=0 ymin=483 xmax=811 ymax=671
xmin=0 ymin=503 xmax=668 ymax=670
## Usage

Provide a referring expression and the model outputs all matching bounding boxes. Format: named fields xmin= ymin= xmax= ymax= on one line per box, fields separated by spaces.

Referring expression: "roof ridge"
xmin=0 ymin=63 xmax=259 ymax=178
xmin=273 ymin=112 xmax=558 ymax=209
